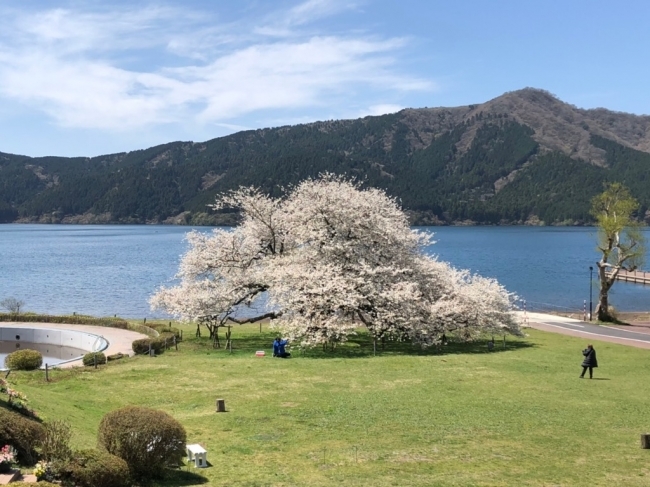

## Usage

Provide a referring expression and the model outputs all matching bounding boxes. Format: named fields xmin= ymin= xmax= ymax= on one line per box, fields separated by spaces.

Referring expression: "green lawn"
xmin=7 ymin=324 xmax=650 ymax=486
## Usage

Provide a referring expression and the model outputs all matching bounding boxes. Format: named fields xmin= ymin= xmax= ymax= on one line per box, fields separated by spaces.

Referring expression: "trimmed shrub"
xmin=82 ymin=352 xmax=107 ymax=367
xmin=131 ymin=337 xmax=166 ymax=355
xmin=56 ymin=449 xmax=130 ymax=487
xmin=0 ymin=407 xmax=45 ymax=464
xmin=158 ymin=331 xmax=177 ymax=346
xmin=40 ymin=420 xmax=72 ymax=462
xmin=149 ymin=323 xmax=181 ymax=340
xmin=5 ymin=349 xmax=43 ymax=371
xmin=0 ymin=313 xmax=128 ymax=328
xmin=98 ymin=406 xmax=186 ymax=479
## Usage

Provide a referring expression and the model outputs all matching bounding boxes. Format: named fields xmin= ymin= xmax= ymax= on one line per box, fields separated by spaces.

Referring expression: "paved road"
xmin=519 ymin=312 xmax=650 ymax=349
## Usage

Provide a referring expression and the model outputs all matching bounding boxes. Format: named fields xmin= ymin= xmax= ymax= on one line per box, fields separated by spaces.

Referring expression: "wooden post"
xmin=45 ymin=363 xmax=49 ymax=382
xmin=216 ymin=399 xmax=226 ymax=412
xmin=642 ymin=434 xmax=650 ymax=449
xmin=144 ymin=317 xmax=147 ymax=324
xmin=174 ymin=336 xmax=178 ymax=351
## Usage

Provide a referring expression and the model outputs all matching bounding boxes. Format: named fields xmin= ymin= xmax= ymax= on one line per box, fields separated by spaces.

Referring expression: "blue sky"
xmin=1 ymin=0 xmax=648 ymax=157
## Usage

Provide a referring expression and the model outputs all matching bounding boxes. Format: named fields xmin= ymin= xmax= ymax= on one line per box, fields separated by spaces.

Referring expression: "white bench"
xmin=186 ymin=444 xmax=207 ymax=468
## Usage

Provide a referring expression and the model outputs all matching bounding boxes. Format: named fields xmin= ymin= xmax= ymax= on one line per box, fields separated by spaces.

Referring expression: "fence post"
xmin=523 ymin=300 xmax=528 ymax=326
xmin=45 ymin=363 xmax=49 ymax=382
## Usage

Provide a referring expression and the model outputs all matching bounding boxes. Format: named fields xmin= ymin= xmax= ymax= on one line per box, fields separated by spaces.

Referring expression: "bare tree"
xmin=0 ymin=297 xmax=25 ymax=314
xmin=592 ymin=183 xmax=646 ymax=321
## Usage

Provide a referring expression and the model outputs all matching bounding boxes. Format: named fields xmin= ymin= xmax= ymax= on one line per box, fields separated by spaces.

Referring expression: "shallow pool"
xmin=0 ymin=341 xmax=87 ymax=367
xmin=0 ymin=326 xmax=108 ymax=369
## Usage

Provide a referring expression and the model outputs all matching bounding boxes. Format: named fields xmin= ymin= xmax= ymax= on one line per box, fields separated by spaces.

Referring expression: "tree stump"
xmin=642 ymin=434 xmax=650 ymax=449
xmin=216 ymin=399 xmax=226 ymax=413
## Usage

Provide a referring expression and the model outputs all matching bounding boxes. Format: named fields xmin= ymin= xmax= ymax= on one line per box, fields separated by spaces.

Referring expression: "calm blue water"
xmin=1 ymin=224 xmax=649 ymax=318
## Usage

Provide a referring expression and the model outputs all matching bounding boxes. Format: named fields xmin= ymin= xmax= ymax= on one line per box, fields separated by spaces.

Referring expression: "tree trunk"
xmin=216 ymin=399 xmax=226 ymax=413
xmin=596 ymin=289 xmax=611 ymax=322
xmin=641 ymin=434 xmax=650 ymax=449
xmin=596 ymin=263 xmax=616 ymax=322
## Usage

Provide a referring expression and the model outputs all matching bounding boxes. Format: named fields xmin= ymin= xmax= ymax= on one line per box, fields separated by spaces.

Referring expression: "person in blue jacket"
xmin=273 ymin=337 xmax=291 ymax=358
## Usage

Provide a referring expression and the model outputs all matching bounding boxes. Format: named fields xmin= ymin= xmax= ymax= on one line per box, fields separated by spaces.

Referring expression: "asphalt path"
xmin=520 ymin=312 xmax=650 ymax=349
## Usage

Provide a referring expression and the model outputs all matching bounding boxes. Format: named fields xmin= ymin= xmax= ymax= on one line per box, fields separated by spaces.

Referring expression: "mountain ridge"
xmin=2 ymin=88 xmax=650 ymax=226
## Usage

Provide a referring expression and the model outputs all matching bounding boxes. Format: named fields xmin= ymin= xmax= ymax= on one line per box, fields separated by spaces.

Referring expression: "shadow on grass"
xmin=149 ymin=469 xmax=209 ymax=486
xmin=195 ymin=331 xmax=536 ymax=359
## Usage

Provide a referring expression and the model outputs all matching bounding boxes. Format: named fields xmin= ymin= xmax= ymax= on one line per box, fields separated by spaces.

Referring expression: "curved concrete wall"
xmin=0 ymin=327 xmax=108 ymax=368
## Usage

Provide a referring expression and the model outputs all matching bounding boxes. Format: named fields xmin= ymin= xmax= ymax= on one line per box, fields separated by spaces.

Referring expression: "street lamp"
xmin=589 ymin=266 xmax=593 ymax=321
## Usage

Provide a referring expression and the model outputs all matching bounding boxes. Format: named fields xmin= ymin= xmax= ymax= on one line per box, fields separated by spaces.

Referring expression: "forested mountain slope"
xmin=1 ymin=88 xmax=649 ymax=225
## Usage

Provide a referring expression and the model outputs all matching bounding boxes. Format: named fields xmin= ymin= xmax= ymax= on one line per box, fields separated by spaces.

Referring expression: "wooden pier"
xmin=605 ymin=269 xmax=650 ymax=284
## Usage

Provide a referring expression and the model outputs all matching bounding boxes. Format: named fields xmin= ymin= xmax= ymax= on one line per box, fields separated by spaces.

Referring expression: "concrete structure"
xmin=0 ymin=322 xmax=148 ymax=368
xmin=186 ymin=444 xmax=208 ymax=468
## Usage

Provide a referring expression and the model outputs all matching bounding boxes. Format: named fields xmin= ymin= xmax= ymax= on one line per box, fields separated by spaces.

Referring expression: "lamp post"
xmin=589 ymin=266 xmax=593 ymax=321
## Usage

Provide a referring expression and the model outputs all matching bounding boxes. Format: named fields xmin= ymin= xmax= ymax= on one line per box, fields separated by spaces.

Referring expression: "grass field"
xmin=7 ymin=323 xmax=650 ymax=486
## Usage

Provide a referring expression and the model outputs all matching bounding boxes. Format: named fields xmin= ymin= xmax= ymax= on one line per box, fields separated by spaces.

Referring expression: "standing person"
xmin=580 ymin=344 xmax=598 ymax=378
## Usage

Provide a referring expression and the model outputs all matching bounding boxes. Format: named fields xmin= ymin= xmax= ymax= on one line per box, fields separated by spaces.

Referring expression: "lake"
xmin=1 ymin=224 xmax=649 ymax=318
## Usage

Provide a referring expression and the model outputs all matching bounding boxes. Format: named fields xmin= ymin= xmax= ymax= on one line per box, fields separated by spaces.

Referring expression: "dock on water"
xmin=605 ymin=269 xmax=650 ymax=284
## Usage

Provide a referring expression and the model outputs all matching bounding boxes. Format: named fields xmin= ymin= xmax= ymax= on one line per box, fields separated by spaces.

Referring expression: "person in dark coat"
xmin=580 ymin=344 xmax=598 ymax=378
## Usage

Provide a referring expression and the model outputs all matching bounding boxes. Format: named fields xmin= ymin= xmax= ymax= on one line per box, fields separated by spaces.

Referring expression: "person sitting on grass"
xmin=273 ymin=337 xmax=291 ymax=358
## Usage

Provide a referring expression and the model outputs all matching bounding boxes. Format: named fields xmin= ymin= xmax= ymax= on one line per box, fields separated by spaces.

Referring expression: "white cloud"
xmin=0 ymin=2 xmax=434 ymax=132
xmin=362 ymin=104 xmax=404 ymax=116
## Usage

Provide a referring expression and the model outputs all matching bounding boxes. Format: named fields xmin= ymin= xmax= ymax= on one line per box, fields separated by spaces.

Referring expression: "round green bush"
xmin=98 ymin=406 xmax=186 ymax=479
xmin=131 ymin=337 xmax=166 ymax=355
xmin=131 ymin=338 xmax=150 ymax=354
xmin=0 ymin=407 xmax=45 ymax=464
xmin=82 ymin=352 xmax=107 ymax=366
xmin=4 ymin=349 xmax=43 ymax=370
xmin=56 ymin=449 xmax=130 ymax=487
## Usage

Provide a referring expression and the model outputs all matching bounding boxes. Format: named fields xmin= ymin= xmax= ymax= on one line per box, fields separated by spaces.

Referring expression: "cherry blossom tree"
xmin=151 ymin=174 xmax=521 ymax=348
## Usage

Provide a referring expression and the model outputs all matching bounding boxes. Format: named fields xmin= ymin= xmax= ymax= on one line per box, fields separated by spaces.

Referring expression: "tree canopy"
xmin=151 ymin=174 xmax=521 ymax=348
xmin=592 ymin=182 xmax=646 ymax=321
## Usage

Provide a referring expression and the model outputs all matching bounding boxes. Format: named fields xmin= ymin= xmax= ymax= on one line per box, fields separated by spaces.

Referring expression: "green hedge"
xmin=149 ymin=323 xmax=181 ymax=339
xmin=5 ymin=349 xmax=43 ymax=370
xmin=0 ymin=407 xmax=45 ymax=464
xmin=56 ymin=449 xmax=130 ymax=487
xmin=82 ymin=352 xmax=107 ymax=366
xmin=0 ymin=313 xmax=128 ymax=328
xmin=131 ymin=337 xmax=166 ymax=355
